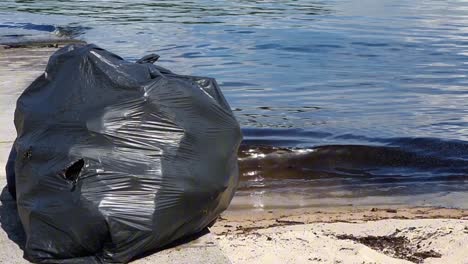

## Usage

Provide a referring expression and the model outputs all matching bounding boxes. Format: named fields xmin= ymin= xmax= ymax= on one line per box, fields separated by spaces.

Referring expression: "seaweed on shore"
xmin=335 ymin=234 xmax=441 ymax=263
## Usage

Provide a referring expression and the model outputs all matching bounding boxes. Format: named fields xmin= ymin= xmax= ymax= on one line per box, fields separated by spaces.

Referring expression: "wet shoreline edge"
xmin=0 ymin=38 xmax=85 ymax=49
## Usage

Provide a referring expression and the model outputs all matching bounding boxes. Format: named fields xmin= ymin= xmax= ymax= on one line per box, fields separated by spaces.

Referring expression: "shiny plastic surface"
xmin=12 ymin=44 xmax=242 ymax=263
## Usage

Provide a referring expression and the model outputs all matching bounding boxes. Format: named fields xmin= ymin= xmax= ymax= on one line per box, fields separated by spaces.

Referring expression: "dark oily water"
xmin=1 ymin=0 xmax=467 ymax=209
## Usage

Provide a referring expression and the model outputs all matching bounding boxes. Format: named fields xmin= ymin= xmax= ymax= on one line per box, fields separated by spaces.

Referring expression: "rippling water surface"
xmin=1 ymin=0 xmax=467 ymax=208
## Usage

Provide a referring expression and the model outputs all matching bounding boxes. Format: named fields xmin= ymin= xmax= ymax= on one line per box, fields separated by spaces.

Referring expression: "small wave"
xmin=237 ymin=139 xmax=468 ymax=194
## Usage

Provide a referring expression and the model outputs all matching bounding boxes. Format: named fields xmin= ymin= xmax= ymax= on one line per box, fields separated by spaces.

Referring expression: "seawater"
xmin=1 ymin=0 xmax=467 ymax=209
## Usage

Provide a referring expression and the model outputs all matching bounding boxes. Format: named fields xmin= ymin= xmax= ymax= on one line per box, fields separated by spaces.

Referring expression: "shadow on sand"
xmin=0 ymin=187 xmax=25 ymax=250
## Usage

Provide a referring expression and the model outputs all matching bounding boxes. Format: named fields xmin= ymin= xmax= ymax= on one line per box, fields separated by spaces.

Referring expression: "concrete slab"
xmin=0 ymin=44 xmax=231 ymax=264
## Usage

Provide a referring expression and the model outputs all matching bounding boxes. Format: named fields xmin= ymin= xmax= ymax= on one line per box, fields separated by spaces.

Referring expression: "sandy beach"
xmin=212 ymin=207 xmax=468 ymax=263
xmin=1 ymin=44 xmax=468 ymax=264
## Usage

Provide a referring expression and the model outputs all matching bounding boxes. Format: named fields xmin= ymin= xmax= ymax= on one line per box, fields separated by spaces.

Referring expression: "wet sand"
xmin=1 ymin=44 xmax=468 ymax=264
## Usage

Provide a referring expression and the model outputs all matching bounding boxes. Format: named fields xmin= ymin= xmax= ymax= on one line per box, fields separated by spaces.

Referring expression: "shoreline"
xmin=1 ymin=39 xmax=86 ymax=49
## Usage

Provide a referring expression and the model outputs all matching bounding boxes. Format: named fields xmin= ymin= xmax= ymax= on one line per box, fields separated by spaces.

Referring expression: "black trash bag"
xmin=12 ymin=44 xmax=242 ymax=263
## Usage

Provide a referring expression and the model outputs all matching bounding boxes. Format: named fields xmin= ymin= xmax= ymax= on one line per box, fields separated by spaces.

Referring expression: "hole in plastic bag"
xmin=23 ymin=147 xmax=32 ymax=160
xmin=64 ymin=159 xmax=84 ymax=182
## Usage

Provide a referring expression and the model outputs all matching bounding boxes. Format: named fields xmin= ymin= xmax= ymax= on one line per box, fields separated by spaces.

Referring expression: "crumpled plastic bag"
xmin=11 ymin=44 xmax=242 ymax=263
